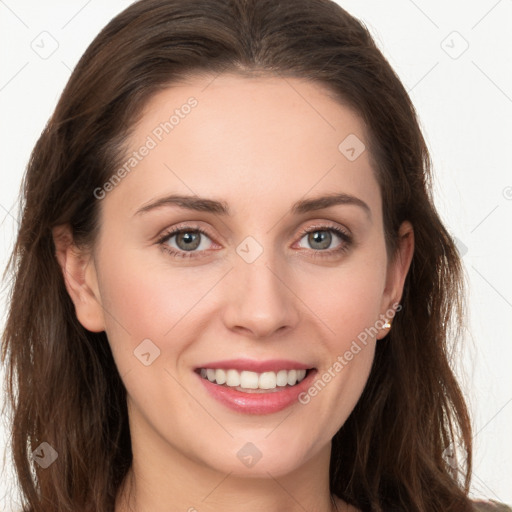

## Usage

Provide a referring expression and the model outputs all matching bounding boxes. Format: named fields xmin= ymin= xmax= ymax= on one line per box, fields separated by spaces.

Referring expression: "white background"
xmin=0 ymin=1 xmax=511 ymax=510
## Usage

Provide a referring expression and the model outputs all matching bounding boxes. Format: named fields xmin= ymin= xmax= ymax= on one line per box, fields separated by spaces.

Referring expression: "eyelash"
xmin=156 ymin=223 xmax=353 ymax=260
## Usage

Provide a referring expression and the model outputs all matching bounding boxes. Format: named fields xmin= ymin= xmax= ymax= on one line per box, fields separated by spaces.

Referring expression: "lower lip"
xmin=196 ymin=369 xmax=317 ymax=415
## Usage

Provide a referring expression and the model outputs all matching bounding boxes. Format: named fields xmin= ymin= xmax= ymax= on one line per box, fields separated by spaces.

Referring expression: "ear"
xmin=377 ymin=220 xmax=414 ymax=339
xmin=52 ymin=224 xmax=105 ymax=332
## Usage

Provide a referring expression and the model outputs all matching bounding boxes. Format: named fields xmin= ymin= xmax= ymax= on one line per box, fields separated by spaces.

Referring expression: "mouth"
xmin=193 ymin=359 xmax=317 ymax=414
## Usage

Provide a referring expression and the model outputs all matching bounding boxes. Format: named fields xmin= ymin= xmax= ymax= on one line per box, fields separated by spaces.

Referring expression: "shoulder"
xmin=471 ymin=499 xmax=512 ymax=511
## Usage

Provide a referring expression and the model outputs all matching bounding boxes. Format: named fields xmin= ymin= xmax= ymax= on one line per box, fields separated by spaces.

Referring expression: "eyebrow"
xmin=134 ymin=192 xmax=371 ymax=219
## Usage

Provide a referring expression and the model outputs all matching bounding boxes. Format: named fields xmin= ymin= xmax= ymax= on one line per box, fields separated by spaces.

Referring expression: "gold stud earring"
xmin=383 ymin=320 xmax=392 ymax=329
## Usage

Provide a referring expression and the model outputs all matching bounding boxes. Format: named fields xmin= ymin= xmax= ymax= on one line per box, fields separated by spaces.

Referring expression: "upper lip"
xmin=195 ymin=358 xmax=314 ymax=373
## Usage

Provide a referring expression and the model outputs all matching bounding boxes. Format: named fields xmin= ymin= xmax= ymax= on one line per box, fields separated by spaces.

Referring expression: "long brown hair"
xmin=1 ymin=0 xmax=473 ymax=510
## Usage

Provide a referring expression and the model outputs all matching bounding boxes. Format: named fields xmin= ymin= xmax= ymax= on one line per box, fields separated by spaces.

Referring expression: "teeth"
xmin=287 ymin=369 xmax=297 ymax=386
xmin=276 ymin=370 xmax=288 ymax=386
xmin=240 ymin=371 xmax=259 ymax=389
xmin=258 ymin=371 xmax=276 ymax=389
xmin=215 ymin=368 xmax=226 ymax=385
xmin=199 ymin=368 xmax=308 ymax=390
xmin=226 ymin=369 xmax=240 ymax=387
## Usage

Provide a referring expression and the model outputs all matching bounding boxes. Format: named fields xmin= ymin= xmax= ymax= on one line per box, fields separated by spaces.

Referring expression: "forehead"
xmin=100 ymin=73 xmax=381 ymax=224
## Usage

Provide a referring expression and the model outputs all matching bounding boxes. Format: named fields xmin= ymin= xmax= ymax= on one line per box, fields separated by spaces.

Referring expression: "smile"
xmin=194 ymin=359 xmax=317 ymax=414
xmin=198 ymin=368 xmax=309 ymax=393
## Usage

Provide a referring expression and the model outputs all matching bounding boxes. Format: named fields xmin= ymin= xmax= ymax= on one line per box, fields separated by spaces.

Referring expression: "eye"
xmin=157 ymin=223 xmax=353 ymax=259
xmin=295 ymin=224 xmax=352 ymax=257
xmin=157 ymin=225 xmax=215 ymax=259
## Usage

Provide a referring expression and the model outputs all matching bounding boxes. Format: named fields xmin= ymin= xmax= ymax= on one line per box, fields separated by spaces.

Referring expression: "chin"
xmin=197 ymin=434 xmax=318 ymax=478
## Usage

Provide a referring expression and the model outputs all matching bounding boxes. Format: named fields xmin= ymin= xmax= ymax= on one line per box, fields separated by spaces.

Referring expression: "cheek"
xmin=296 ymin=276 xmax=381 ymax=447
xmin=95 ymin=245 xmax=234 ymax=384
xmin=100 ymin=242 xmax=223 ymax=323
xmin=95 ymin=248 xmax=193 ymax=369
xmin=298 ymin=251 xmax=387 ymax=346
xmin=292 ymin=248 xmax=386 ymax=425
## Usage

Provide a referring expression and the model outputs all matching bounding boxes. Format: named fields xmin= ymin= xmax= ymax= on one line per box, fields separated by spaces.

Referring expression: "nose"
xmin=221 ymin=252 xmax=301 ymax=339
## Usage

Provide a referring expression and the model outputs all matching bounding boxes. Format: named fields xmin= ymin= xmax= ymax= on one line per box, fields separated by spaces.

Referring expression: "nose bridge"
xmin=222 ymin=237 xmax=300 ymax=337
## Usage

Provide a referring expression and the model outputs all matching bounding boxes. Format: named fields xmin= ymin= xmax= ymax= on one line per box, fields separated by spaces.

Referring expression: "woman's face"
xmin=67 ymin=74 xmax=412 ymax=478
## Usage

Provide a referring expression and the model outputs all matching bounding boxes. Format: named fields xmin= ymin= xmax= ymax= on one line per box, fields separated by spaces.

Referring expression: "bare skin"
xmin=54 ymin=73 xmax=414 ymax=512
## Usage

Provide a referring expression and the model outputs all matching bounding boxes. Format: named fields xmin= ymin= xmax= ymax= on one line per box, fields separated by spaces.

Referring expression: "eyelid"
xmin=295 ymin=221 xmax=352 ymax=239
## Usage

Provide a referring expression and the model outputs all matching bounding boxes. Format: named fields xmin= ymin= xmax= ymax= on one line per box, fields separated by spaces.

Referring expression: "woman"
xmin=1 ymin=0 xmax=509 ymax=511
